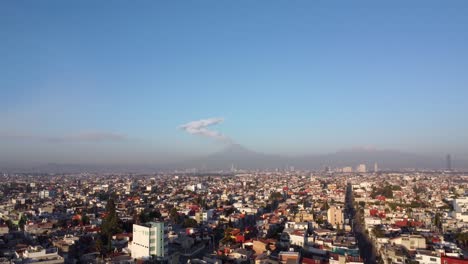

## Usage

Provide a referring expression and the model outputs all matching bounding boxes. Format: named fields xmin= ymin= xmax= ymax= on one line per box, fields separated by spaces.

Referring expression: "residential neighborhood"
xmin=1 ymin=169 xmax=467 ymax=263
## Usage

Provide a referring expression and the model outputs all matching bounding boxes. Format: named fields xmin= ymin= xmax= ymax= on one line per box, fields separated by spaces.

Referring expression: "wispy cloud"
xmin=0 ymin=131 xmax=128 ymax=142
xmin=179 ymin=117 xmax=231 ymax=142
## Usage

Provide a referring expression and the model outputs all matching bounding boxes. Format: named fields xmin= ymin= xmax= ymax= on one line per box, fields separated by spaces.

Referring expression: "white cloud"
xmin=179 ymin=117 xmax=231 ymax=142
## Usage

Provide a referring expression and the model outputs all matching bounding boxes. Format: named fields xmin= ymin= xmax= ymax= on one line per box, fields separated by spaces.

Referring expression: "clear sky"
xmin=1 ymin=0 xmax=468 ymax=165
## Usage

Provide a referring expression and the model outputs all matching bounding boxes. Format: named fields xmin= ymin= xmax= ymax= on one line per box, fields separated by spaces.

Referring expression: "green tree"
xmin=169 ymin=207 xmax=180 ymax=224
xmin=456 ymin=232 xmax=468 ymax=247
xmin=433 ymin=213 xmax=442 ymax=230
xmin=148 ymin=210 xmax=161 ymax=219
xmin=321 ymin=201 xmax=330 ymax=211
xmin=95 ymin=236 xmax=104 ymax=254
xmin=183 ymin=218 xmax=198 ymax=228
xmin=6 ymin=220 xmax=14 ymax=230
xmin=18 ymin=215 xmax=27 ymax=230
xmin=269 ymin=192 xmax=283 ymax=201
xmin=289 ymin=205 xmax=299 ymax=217
xmin=101 ymin=196 xmax=122 ymax=250
xmin=72 ymin=219 xmax=80 ymax=226
xmin=371 ymin=227 xmax=385 ymax=238
xmin=81 ymin=212 xmax=90 ymax=225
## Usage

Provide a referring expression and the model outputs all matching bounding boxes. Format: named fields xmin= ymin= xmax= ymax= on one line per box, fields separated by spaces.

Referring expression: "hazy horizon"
xmin=1 ymin=143 xmax=466 ymax=172
xmin=2 ymin=1 xmax=468 ymax=166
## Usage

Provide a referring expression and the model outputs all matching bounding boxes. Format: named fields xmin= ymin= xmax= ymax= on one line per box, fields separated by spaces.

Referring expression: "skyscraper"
xmin=374 ymin=162 xmax=378 ymax=172
xmin=446 ymin=154 xmax=452 ymax=171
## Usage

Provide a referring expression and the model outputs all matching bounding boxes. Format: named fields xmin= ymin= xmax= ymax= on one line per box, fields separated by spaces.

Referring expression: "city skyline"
xmin=1 ymin=2 xmax=468 ymax=263
xmin=2 ymin=1 xmax=468 ymax=166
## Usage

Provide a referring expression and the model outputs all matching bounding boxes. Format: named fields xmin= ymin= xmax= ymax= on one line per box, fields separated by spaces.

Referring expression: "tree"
xmin=269 ymin=192 xmax=283 ymax=201
xmin=148 ymin=210 xmax=161 ymax=219
xmin=169 ymin=208 xmax=180 ymax=224
xmin=321 ymin=201 xmax=330 ymax=211
xmin=433 ymin=213 xmax=442 ymax=230
xmin=371 ymin=227 xmax=385 ymax=238
xmin=289 ymin=205 xmax=299 ymax=217
xmin=315 ymin=216 xmax=324 ymax=225
xmin=410 ymin=201 xmax=422 ymax=208
xmin=18 ymin=215 xmax=27 ymax=230
xmin=183 ymin=218 xmax=198 ymax=228
xmin=413 ymin=186 xmax=425 ymax=194
xmin=81 ymin=212 xmax=90 ymax=225
xmin=371 ymin=185 xmax=394 ymax=199
xmin=456 ymin=232 xmax=468 ymax=247
xmin=101 ymin=196 xmax=122 ymax=250
xmin=6 ymin=220 xmax=14 ymax=230
xmin=139 ymin=209 xmax=161 ymax=223
xmin=72 ymin=219 xmax=80 ymax=226
xmin=95 ymin=236 xmax=104 ymax=255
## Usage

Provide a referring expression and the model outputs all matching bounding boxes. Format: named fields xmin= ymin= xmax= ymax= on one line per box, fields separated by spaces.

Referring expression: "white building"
xmin=39 ymin=190 xmax=49 ymax=199
xmin=453 ymin=197 xmax=468 ymax=213
xmin=364 ymin=217 xmax=382 ymax=229
xmin=16 ymin=246 xmax=64 ymax=264
xmin=285 ymin=222 xmax=309 ymax=230
xmin=131 ymin=222 xmax=168 ymax=260
xmin=185 ymin=185 xmax=196 ymax=192
xmin=452 ymin=197 xmax=468 ymax=222
xmin=390 ymin=235 xmax=426 ymax=251
xmin=414 ymin=250 xmax=440 ymax=264
xmin=356 ymin=164 xmax=367 ymax=173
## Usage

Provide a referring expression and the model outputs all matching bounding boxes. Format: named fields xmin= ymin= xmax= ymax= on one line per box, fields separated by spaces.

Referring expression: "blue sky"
xmin=1 ymin=0 xmax=468 ymax=165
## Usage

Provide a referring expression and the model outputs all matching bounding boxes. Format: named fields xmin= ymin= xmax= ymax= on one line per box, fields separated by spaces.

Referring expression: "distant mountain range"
xmin=2 ymin=144 xmax=467 ymax=173
xmin=179 ymin=143 xmax=467 ymax=171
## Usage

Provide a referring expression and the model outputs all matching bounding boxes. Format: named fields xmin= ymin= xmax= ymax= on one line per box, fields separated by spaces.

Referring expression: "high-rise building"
xmin=131 ymin=222 xmax=168 ymax=260
xmin=446 ymin=154 xmax=452 ymax=171
xmin=374 ymin=162 xmax=378 ymax=172
xmin=356 ymin=164 xmax=366 ymax=173
xmin=327 ymin=206 xmax=344 ymax=228
xmin=342 ymin=166 xmax=353 ymax=173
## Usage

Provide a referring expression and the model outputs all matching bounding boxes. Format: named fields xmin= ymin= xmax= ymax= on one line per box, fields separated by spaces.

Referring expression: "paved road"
xmin=345 ymin=183 xmax=377 ymax=264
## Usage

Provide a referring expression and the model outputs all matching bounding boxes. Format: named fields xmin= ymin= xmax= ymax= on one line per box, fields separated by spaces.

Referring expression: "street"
xmin=346 ymin=183 xmax=377 ymax=264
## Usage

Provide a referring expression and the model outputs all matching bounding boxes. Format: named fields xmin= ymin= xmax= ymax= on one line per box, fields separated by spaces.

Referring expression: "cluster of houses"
xmin=0 ymin=171 xmax=467 ymax=264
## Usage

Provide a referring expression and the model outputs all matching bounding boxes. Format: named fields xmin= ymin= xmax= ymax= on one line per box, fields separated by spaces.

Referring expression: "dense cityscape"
xmin=2 ymin=1 xmax=468 ymax=263
xmin=1 ymin=162 xmax=467 ymax=264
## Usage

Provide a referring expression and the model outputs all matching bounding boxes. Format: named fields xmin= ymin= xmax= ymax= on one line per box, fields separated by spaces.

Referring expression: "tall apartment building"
xmin=131 ymin=222 xmax=168 ymax=260
xmin=327 ymin=206 xmax=344 ymax=228
xmin=356 ymin=164 xmax=367 ymax=173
